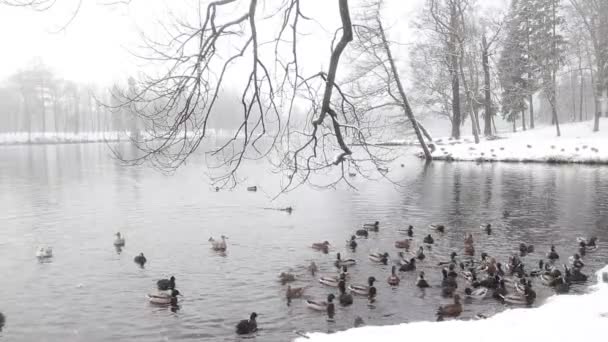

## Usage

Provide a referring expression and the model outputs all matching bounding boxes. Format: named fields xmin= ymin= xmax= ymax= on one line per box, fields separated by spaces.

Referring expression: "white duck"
xmin=209 ymin=235 xmax=228 ymax=251
xmin=147 ymin=289 xmax=181 ymax=305
xmin=36 ymin=246 xmax=53 ymax=258
xmin=113 ymin=232 xmax=126 ymax=247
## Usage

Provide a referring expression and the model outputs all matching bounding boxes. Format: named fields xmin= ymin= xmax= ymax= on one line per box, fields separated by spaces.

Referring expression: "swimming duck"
xmin=147 ymin=289 xmax=181 ymax=305
xmin=547 ymin=245 xmax=559 ymax=261
xmin=279 ymin=272 xmax=296 ymax=284
xmin=438 ymin=252 xmax=458 ymax=266
xmin=569 ymin=254 xmax=585 ymax=269
xmin=460 ymin=263 xmax=477 ymax=283
xmin=416 ymin=271 xmax=430 ymax=288
xmin=577 ymin=236 xmax=598 ymax=249
xmin=355 ymin=229 xmax=369 ymax=238
xmin=394 ymin=239 xmax=411 ymax=249
xmin=553 ymin=276 xmax=570 ymax=294
xmin=464 ymin=287 xmax=488 ymax=299
xmin=564 ymin=264 xmax=588 ymax=283
xmin=134 ymin=253 xmax=147 ymax=266
xmin=464 ymin=243 xmax=475 ymax=256
xmin=338 ymin=280 xmax=354 ymax=306
xmin=114 ymin=232 xmax=126 ymax=247
xmin=209 ymin=235 xmax=227 ymax=251
xmin=387 ymin=266 xmax=400 ymax=286
xmin=492 ymin=280 xmax=507 ymax=301
xmin=519 ymin=243 xmax=534 ymax=255
xmin=436 ymin=294 xmax=462 ymax=319
xmin=496 ymin=263 xmax=505 ymax=276
xmin=464 ymin=233 xmax=474 ymax=245
xmin=348 ymin=236 xmax=357 ymax=250
xmin=319 ymin=273 xmax=346 ymax=287
xmin=247 ymin=186 xmax=257 ymax=192
xmin=35 ymin=246 xmax=53 ymax=258
xmin=423 ymin=234 xmax=434 ymax=244
xmin=305 ymin=294 xmax=336 ymax=319
xmin=540 ymin=270 xmax=560 ymax=286
xmin=446 ymin=263 xmax=458 ymax=278
xmin=335 ymin=252 xmax=356 ymax=267
xmin=399 ymin=258 xmax=416 ymax=272
xmin=312 ymin=241 xmax=330 ymax=253
xmin=415 ymin=246 xmax=426 ymax=261
xmin=441 ymin=269 xmax=458 ymax=289
xmin=369 ymin=252 xmax=389 ymax=265
xmin=481 ymin=224 xmax=492 ymax=234
xmin=363 ymin=221 xmax=380 ymax=232
xmin=157 ymin=276 xmax=176 ymax=291
xmin=236 ymin=312 xmax=258 ymax=335
xmin=349 ymin=276 xmax=377 ymax=297
xmin=308 ymin=261 xmax=318 ymax=276
xmin=398 ymin=225 xmax=414 ymax=237
xmin=286 ymin=285 xmax=306 ymax=300
xmin=429 ymin=224 xmax=445 ymax=233
xmin=0 ymin=312 xmax=4 ymax=331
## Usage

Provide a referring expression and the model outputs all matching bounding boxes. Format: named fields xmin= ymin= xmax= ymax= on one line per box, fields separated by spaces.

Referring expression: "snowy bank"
xmin=295 ymin=265 xmax=608 ymax=342
xmin=428 ymin=120 xmax=608 ymax=164
xmin=0 ymin=131 xmax=128 ymax=145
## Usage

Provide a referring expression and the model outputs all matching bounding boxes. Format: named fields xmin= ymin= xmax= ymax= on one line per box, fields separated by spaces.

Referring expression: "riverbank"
xmin=427 ymin=120 xmax=608 ymax=165
xmin=0 ymin=131 xmax=127 ymax=145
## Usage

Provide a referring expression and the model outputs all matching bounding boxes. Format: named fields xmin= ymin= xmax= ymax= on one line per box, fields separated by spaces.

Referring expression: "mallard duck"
xmin=349 ymin=276 xmax=376 ymax=296
xmin=387 ymin=266 xmax=400 ymax=286
xmin=35 ymin=246 xmax=53 ymax=258
xmin=553 ymin=277 xmax=570 ymax=294
xmin=569 ymin=254 xmax=585 ymax=269
xmin=157 ymin=276 xmax=176 ymax=291
xmin=247 ymin=186 xmax=257 ymax=192
xmin=547 ymin=245 xmax=559 ymax=260
xmin=481 ymin=224 xmax=492 ymax=234
xmin=429 ymin=224 xmax=445 ymax=233
xmin=335 ymin=253 xmax=356 ymax=267
xmin=399 ymin=258 xmax=416 ymax=272
xmin=577 ymin=236 xmax=598 ymax=249
xmin=279 ymin=272 xmax=296 ymax=284
xmin=305 ymin=294 xmax=336 ymax=315
xmin=519 ymin=243 xmax=534 ymax=255
xmin=286 ymin=285 xmax=306 ymax=299
xmin=416 ymin=271 xmax=430 ymax=288
xmin=464 ymin=243 xmax=475 ymax=256
xmin=540 ymin=271 xmax=559 ymax=286
xmin=369 ymin=252 xmax=389 ymax=264
xmin=436 ymin=294 xmax=462 ymax=319
xmin=460 ymin=263 xmax=477 ymax=283
xmin=319 ymin=273 xmax=345 ymax=287
xmin=134 ymin=253 xmax=147 ymax=266
xmin=209 ymin=235 xmax=227 ymax=251
xmin=415 ymin=246 xmax=426 ymax=260
xmin=398 ymin=225 xmax=414 ymax=237
xmin=441 ymin=269 xmax=458 ymax=289
xmin=394 ymin=239 xmax=410 ymax=249
xmin=312 ymin=241 xmax=330 ymax=253
xmin=564 ymin=264 xmax=588 ymax=283
xmin=307 ymin=261 xmax=318 ymax=276
xmin=513 ymin=279 xmax=528 ymax=294
xmin=423 ymin=234 xmax=434 ymax=244
xmin=348 ymin=236 xmax=357 ymax=249
xmin=464 ymin=287 xmax=488 ymax=299
xmin=363 ymin=221 xmax=380 ymax=232
xmin=492 ymin=280 xmax=507 ymax=301
xmin=501 ymin=292 xmax=531 ymax=305
xmin=147 ymin=289 xmax=181 ymax=305
xmin=338 ymin=280 xmax=353 ymax=306
xmin=113 ymin=232 xmax=125 ymax=247
xmin=464 ymin=233 xmax=474 ymax=245
xmin=438 ymin=252 xmax=458 ymax=266
xmin=355 ymin=229 xmax=369 ymax=238
xmin=236 ymin=312 xmax=258 ymax=335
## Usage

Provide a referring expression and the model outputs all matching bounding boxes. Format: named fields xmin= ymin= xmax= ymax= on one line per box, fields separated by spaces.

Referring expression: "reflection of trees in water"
xmin=591 ymin=168 xmax=608 ymax=238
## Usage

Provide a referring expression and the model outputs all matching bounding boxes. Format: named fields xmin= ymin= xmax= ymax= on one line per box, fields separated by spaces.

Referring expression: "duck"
xmin=464 ymin=243 xmax=475 ymax=256
xmin=553 ymin=276 xmax=570 ymax=294
xmin=513 ymin=278 xmax=528 ymax=294
xmin=0 ymin=312 xmax=4 ymax=331
xmin=547 ymin=245 xmax=559 ymax=261
xmin=492 ymin=280 xmax=508 ymax=301
xmin=338 ymin=280 xmax=354 ymax=306
xmin=429 ymin=224 xmax=445 ymax=233
xmin=529 ymin=259 xmax=546 ymax=277
xmin=236 ymin=312 xmax=258 ymax=335
xmin=279 ymin=272 xmax=296 ymax=284
xmin=286 ymin=285 xmax=306 ymax=300
xmin=399 ymin=258 xmax=416 ymax=272
xmin=348 ymin=276 xmax=376 ymax=297
xmin=157 ymin=276 xmax=176 ymax=291
xmin=423 ymin=234 xmax=434 ymax=244
xmin=319 ymin=273 xmax=345 ymax=287
xmin=519 ymin=243 xmax=534 ymax=255
xmin=355 ymin=229 xmax=369 ymax=238
xmin=312 ymin=241 xmax=330 ymax=253
xmin=305 ymin=294 xmax=336 ymax=319
xmin=394 ymin=239 xmax=411 ymax=250
xmin=363 ymin=221 xmax=380 ymax=229
xmin=308 ymin=261 xmax=318 ymax=276
xmin=348 ymin=236 xmax=357 ymax=250
xmin=436 ymin=294 xmax=462 ymax=319
xmin=540 ymin=270 xmax=560 ymax=286
xmin=445 ymin=263 xmax=458 ymax=278
xmin=577 ymin=236 xmax=598 ymax=249
xmin=464 ymin=233 xmax=474 ymax=245
xmin=147 ymin=289 xmax=181 ymax=305
xmin=441 ymin=269 xmax=458 ymax=289
xmin=113 ymin=232 xmax=126 ymax=247
xmin=335 ymin=252 xmax=356 ymax=267
xmin=209 ymin=235 xmax=227 ymax=252
xmin=464 ymin=287 xmax=488 ymax=299
xmin=415 ymin=246 xmax=426 ymax=260
xmin=398 ymin=225 xmax=414 ymax=237
xmin=481 ymin=224 xmax=492 ymax=234
xmin=354 ymin=316 xmax=365 ymax=327
xmin=496 ymin=263 xmax=505 ymax=276
xmin=438 ymin=252 xmax=458 ymax=266
xmin=460 ymin=263 xmax=477 ymax=283
xmin=246 ymin=186 xmax=257 ymax=192
xmin=35 ymin=246 xmax=53 ymax=258
xmin=369 ymin=252 xmax=389 ymax=265
xmin=569 ymin=254 xmax=585 ymax=269
xmin=564 ymin=264 xmax=588 ymax=283
xmin=387 ymin=266 xmax=400 ymax=286
xmin=578 ymin=241 xmax=587 ymax=256
xmin=134 ymin=253 xmax=147 ymax=266
xmin=416 ymin=271 xmax=430 ymax=288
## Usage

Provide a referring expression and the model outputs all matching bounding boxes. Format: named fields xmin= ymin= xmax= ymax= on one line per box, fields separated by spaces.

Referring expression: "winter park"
xmin=1 ymin=0 xmax=608 ymax=341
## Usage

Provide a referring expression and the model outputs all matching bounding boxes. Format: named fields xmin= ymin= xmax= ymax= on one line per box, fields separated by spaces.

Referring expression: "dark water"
xmin=1 ymin=143 xmax=608 ymax=341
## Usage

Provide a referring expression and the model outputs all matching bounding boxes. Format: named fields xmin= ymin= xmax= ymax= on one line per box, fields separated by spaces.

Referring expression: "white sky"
xmin=0 ymin=0 xmax=505 ymax=85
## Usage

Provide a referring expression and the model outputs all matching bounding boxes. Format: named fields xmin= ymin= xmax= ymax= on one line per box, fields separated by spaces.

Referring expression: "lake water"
xmin=1 ymin=143 xmax=608 ymax=341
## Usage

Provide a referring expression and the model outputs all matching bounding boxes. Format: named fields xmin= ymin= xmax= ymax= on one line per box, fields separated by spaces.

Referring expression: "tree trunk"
xmin=579 ymin=68 xmax=584 ymax=122
xmin=529 ymin=94 xmax=534 ymax=129
xmin=551 ymin=0 xmax=560 ymax=137
xmin=417 ymin=122 xmax=434 ymax=142
xmin=449 ymin=4 xmax=461 ymax=140
xmin=457 ymin=49 xmax=479 ymax=144
xmin=377 ymin=19 xmax=432 ymax=160
xmin=512 ymin=117 xmax=516 ymax=132
xmin=521 ymin=109 xmax=526 ymax=131
xmin=482 ymin=35 xmax=492 ymax=136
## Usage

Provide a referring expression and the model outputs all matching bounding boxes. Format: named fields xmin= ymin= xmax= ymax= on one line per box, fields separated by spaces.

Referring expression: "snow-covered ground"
xmin=0 ymin=131 xmax=128 ymax=145
xmin=429 ymin=120 xmax=607 ymax=164
xmin=296 ymin=265 xmax=608 ymax=342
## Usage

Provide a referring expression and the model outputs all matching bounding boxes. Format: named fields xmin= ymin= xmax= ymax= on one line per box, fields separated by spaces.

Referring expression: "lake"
xmin=1 ymin=143 xmax=608 ymax=341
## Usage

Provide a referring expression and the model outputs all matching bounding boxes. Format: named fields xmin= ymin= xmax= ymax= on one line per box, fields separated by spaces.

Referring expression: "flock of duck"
xmin=20 ymin=222 xmax=600 ymax=337
xmin=281 ymin=222 xmax=600 ymax=324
